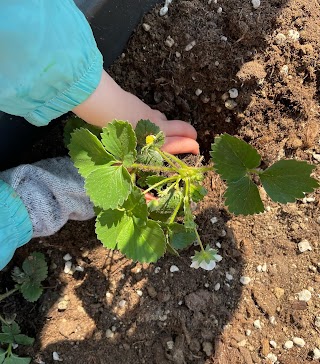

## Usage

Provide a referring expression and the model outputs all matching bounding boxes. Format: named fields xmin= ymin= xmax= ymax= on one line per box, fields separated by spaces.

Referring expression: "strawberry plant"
xmin=0 ymin=315 xmax=34 ymax=364
xmin=67 ymin=119 xmax=318 ymax=269
xmin=0 ymin=252 xmax=48 ymax=303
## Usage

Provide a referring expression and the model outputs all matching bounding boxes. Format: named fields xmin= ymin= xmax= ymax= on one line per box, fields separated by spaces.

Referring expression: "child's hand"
xmin=147 ymin=110 xmax=199 ymax=155
xmin=73 ymin=71 xmax=199 ymax=155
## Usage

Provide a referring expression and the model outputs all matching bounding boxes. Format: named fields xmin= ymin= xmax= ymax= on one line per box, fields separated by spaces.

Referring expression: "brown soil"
xmin=1 ymin=0 xmax=320 ymax=363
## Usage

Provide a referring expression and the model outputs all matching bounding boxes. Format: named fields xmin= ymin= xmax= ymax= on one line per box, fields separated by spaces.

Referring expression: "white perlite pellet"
xmin=142 ymin=23 xmax=151 ymax=32
xmin=298 ymin=289 xmax=312 ymax=302
xmin=313 ymin=348 xmax=320 ymax=360
xmin=170 ymin=265 xmax=180 ymax=273
xmin=293 ymin=337 xmax=305 ymax=347
xmin=298 ymin=239 xmax=312 ymax=252
xmin=228 ymin=88 xmax=239 ymax=98
xmin=165 ymin=36 xmax=175 ymax=48
xmin=266 ymin=353 xmax=277 ymax=363
xmin=185 ymin=40 xmax=196 ymax=51
xmin=240 ymin=276 xmax=251 ymax=285
xmin=253 ymin=319 xmax=262 ymax=329
xmin=288 ymin=29 xmax=300 ymax=41
xmin=53 ymin=352 xmax=63 ymax=361
xmin=284 ymin=340 xmax=294 ymax=349
xmin=251 ymin=0 xmax=261 ymax=9
xmin=63 ymin=253 xmax=72 ymax=261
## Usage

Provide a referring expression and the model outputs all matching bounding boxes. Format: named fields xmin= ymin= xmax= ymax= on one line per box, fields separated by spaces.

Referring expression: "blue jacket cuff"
xmin=25 ymin=51 xmax=103 ymax=126
xmin=0 ymin=180 xmax=33 ymax=270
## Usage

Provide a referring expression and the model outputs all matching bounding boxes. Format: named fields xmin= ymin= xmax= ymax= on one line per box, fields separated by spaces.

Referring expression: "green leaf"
xmin=20 ymin=282 xmax=43 ymax=303
xmin=0 ymin=334 xmax=13 ymax=344
xmin=2 ymin=322 xmax=20 ymax=336
xmin=168 ymin=223 xmax=196 ymax=250
xmin=101 ymin=121 xmax=137 ymax=167
xmin=117 ymin=219 xmax=166 ymax=262
xmin=137 ymin=147 xmax=163 ymax=166
xmin=4 ymin=354 xmax=31 ymax=364
xmin=22 ymin=253 xmax=47 ymax=284
xmin=190 ymin=183 xmax=207 ymax=202
xmin=224 ymin=176 xmax=264 ymax=215
xmin=69 ymin=128 xmax=115 ymax=178
xmin=85 ymin=165 xmax=132 ymax=210
xmin=96 ymin=209 xmax=125 ymax=250
xmin=210 ymin=134 xmax=261 ymax=182
xmin=149 ymin=190 xmax=183 ymax=214
xmin=64 ymin=116 xmax=102 ymax=146
xmin=96 ymin=188 xmax=148 ymax=248
xmin=260 ymin=160 xmax=319 ymax=203
xmin=97 ymin=213 xmax=165 ymax=262
xmin=12 ymin=334 xmax=34 ymax=346
xmin=0 ymin=349 xmax=6 ymax=364
xmin=135 ymin=119 xmax=161 ymax=147
xmin=122 ymin=187 xmax=148 ymax=225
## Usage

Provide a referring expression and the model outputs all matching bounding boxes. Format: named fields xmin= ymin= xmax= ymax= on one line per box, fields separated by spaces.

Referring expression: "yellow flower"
xmin=146 ymin=134 xmax=156 ymax=145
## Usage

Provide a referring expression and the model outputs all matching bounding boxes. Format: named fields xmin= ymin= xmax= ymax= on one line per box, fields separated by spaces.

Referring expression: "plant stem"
xmin=156 ymin=149 xmax=180 ymax=172
xmin=143 ymin=176 xmax=178 ymax=194
xmin=168 ymin=192 xmax=183 ymax=224
xmin=157 ymin=148 xmax=188 ymax=169
xmin=0 ymin=287 xmax=19 ymax=302
xmin=194 ymin=228 xmax=205 ymax=252
xmin=131 ymin=163 xmax=175 ymax=173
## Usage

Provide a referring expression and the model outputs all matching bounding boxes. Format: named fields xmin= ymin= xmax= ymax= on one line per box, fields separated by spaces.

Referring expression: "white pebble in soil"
xmin=165 ymin=36 xmax=175 ymax=48
xmin=270 ymin=340 xmax=277 ymax=349
xmin=240 ymin=276 xmax=251 ymax=285
xmin=53 ymin=352 xmax=63 ymax=361
xmin=64 ymin=261 xmax=72 ymax=274
xmin=63 ymin=253 xmax=72 ymax=261
xmin=314 ymin=316 xmax=320 ymax=328
xmin=106 ymin=329 xmax=114 ymax=339
xmin=298 ymin=239 xmax=312 ymax=253
xmin=142 ymin=23 xmax=151 ymax=32
xmin=266 ymin=353 xmax=277 ymax=364
xmin=251 ymin=0 xmax=261 ymax=9
xmin=159 ymin=6 xmax=168 ymax=16
xmin=284 ymin=340 xmax=294 ymax=349
xmin=225 ymin=273 xmax=233 ymax=281
xmin=170 ymin=265 xmax=180 ymax=273
xmin=297 ymin=289 xmax=312 ymax=302
xmin=214 ymin=283 xmax=221 ymax=291
xmin=118 ymin=299 xmax=127 ymax=308
xmin=288 ymin=29 xmax=300 ymax=41
xmin=185 ymin=40 xmax=196 ymax=51
xmin=228 ymin=88 xmax=239 ymax=98
xmin=293 ymin=337 xmax=305 ymax=348
xmin=313 ymin=348 xmax=320 ymax=360
xmin=253 ymin=319 xmax=262 ymax=329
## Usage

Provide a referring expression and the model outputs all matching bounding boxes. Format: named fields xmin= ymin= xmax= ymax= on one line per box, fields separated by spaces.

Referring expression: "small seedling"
xmin=0 ymin=252 xmax=48 ymax=303
xmin=0 ymin=315 xmax=34 ymax=364
xmin=67 ymin=118 xmax=318 ymax=269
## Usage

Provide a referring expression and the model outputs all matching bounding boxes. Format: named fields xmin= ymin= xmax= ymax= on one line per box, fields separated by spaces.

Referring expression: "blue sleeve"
xmin=0 ymin=0 xmax=103 ymax=126
xmin=0 ymin=181 xmax=33 ymax=271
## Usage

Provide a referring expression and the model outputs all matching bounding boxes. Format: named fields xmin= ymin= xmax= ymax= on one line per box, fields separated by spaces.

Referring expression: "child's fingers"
xmin=159 ymin=120 xmax=197 ymax=140
xmin=162 ymin=136 xmax=200 ymax=155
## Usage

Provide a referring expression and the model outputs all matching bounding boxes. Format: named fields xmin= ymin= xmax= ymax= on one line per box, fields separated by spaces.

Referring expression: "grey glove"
xmin=0 ymin=157 xmax=94 ymax=237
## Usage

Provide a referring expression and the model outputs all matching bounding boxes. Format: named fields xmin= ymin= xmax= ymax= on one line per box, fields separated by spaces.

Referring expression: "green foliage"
xmin=211 ymin=134 xmax=318 ymax=215
xmin=11 ymin=252 xmax=48 ymax=302
xmin=0 ymin=317 xmax=34 ymax=364
xmin=68 ymin=120 xmax=318 ymax=263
